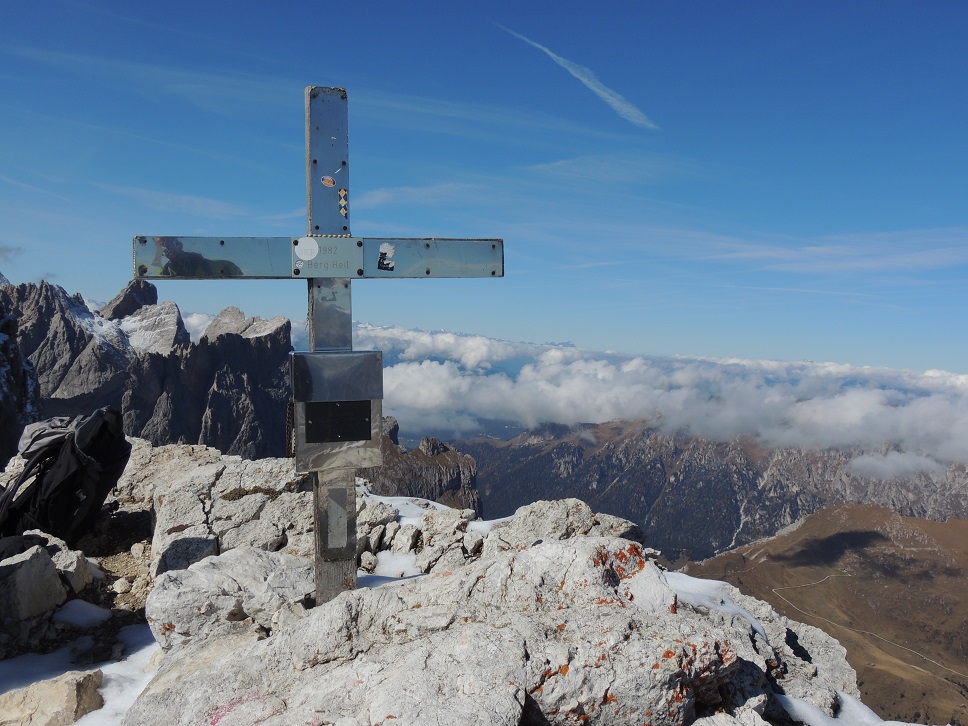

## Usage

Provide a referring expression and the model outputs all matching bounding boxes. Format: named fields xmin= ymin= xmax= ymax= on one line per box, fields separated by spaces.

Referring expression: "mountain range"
xmin=457 ymin=421 xmax=968 ymax=563
xmin=0 ymin=278 xmax=291 ymax=462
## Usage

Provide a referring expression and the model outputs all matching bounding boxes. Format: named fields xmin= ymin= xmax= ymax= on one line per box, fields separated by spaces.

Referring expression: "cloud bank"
xmin=496 ymin=24 xmax=659 ymax=130
xmin=355 ymin=324 xmax=968 ymax=478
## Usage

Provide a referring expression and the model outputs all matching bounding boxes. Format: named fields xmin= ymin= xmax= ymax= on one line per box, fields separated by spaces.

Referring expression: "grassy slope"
xmin=684 ymin=504 xmax=968 ymax=725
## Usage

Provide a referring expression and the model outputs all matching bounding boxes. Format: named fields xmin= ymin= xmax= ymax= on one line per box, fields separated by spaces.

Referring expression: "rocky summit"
xmin=0 ymin=438 xmax=877 ymax=725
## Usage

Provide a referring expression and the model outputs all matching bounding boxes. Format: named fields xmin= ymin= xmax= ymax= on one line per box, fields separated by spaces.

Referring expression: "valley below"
xmin=686 ymin=504 xmax=968 ymax=725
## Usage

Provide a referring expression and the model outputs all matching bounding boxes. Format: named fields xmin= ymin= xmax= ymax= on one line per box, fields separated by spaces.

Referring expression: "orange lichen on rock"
xmin=611 ymin=543 xmax=648 ymax=580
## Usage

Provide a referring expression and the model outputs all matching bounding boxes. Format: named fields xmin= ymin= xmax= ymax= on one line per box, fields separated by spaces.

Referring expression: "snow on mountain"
xmin=116 ymin=302 xmax=189 ymax=354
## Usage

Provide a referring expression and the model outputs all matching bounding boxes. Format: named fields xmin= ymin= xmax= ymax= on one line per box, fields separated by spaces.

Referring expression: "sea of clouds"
xmin=177 ymin=316 xmax=968 ymax=479
xmin=348 ymin=324 xmax=968 ymax=479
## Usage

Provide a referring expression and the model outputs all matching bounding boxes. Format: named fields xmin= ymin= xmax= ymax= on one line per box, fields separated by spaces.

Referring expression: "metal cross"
xmin=132 ymin=86 xmax=504 ymax=604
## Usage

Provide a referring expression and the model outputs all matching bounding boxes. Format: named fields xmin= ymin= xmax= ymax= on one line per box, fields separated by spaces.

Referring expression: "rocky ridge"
xmin=0 ymin=279 xmax=290 ymax=459
xmin=0 ymin=438 xmax=870 ymax=725
xmin=460 ymin=421 xmax=968 ymax=561
xmin=364 ymin=416 xmax=481 ymax=513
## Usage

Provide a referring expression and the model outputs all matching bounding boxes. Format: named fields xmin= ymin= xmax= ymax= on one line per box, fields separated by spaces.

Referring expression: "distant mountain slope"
xmin=458 ymin=421 xmax=968 ymax=561
xmin=685 ymin=504 xmax=968 ymax=725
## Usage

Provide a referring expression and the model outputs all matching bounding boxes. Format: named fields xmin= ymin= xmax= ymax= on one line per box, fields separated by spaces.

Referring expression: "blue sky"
xmin=2 ymin=1 xmax=967 ymax=373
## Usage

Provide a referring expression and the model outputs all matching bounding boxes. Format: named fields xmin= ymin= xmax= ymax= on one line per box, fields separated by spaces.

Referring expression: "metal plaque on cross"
xmin=131 ymin=86 xmax=504 ymax=604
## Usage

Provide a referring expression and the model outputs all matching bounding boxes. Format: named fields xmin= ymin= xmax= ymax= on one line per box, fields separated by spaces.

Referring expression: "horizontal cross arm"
xmin=360 ymin=238 xmax=503 ymax=279
xmin=133 ymin=236 xmax=297 ymax=279
xmin=134 ymin=235 xmax=504 ymax=281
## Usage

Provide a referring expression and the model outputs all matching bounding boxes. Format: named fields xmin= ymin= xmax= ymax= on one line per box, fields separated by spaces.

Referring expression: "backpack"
xmin=0 ymin=407 xmax=132 ymax=547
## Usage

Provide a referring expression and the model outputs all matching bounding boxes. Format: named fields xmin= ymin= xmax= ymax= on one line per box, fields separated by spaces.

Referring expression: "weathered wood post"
xmin=132 ymin=86 xmax=504 ymax=604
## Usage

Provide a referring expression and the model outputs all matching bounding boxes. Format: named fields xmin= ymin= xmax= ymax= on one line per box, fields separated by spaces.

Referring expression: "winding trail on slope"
xmin=771 ymin=573 xmax=968 ymax=682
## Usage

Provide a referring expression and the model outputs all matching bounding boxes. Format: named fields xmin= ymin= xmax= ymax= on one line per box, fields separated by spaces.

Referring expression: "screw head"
xmin=293 ymin=269 xmax=301 ymax=275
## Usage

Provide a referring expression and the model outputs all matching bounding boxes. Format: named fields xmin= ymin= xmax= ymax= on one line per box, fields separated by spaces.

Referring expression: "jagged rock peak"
xmin=0 ymin=270 xmax=10 ymax=287
xmin=201 ymin=306 xmax=290 ymax=341
xmin=418 ymin=437 xmax=450 ymax=456
xmin=98 ymin=278 xmax=158 ymax=321
xmin=382 ymin=416 xmax=400 ymax=446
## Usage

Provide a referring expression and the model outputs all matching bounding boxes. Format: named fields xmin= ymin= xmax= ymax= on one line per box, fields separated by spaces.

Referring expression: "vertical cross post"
xmin=304 ymin=87 xmax=362 ymax=604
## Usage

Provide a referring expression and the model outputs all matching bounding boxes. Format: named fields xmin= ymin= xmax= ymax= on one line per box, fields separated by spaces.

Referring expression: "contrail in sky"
xmin=496 ymin=23 xmax=659 ymax=130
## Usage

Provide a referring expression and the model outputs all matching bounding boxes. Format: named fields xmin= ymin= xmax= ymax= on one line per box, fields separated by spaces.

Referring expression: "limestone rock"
xmin=0 ymin=668 xmax=104 ymax=726
xmin=28 ymin=530 xmax=94 ymax=594
xmin=134 ymin=441 xmax=309 ymax=575
xmin=0 ymin=544 xmax=67 ymax=620
xmin=146 ymin=546 xmax=313 ymax=651
xmin=119 ymin=301 xmax=190 ymax=354
xmin=483 ymin=498 xmax=650 ymax=558
xmin=125 ymin=536 xmax=853 ymax=726
xmin=0 ymin=544 xmax=68 ymax=658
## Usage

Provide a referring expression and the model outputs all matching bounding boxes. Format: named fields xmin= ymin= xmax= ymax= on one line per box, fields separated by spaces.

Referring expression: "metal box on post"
xmin=290 ymin=351 xmax=384 ymax=473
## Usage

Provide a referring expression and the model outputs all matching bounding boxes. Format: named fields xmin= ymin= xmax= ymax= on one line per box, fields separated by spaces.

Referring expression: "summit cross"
xmin=132 ymin=86 xmax=504 ymax=604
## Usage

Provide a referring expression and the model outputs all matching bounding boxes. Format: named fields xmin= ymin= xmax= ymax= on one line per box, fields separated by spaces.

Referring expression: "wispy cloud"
xmin=620 ymin=226 xmax=968 ymax=279
xmin=524 ymin=152 xmax=692 ymax=184
xmin=353 ymin=183 xmax=482 ymax=211
xmin=0 ymin=173 xmax=73 ymax=203
xmin=0 ymin=244 xmax=23 ymax=262
xmin=94 ymin=183 xmax=250 ymax=218
xmin=354 ymin=91 xmax=623 ymax=151
xmin=2 ymin=46 xmax=295 ymax=114
xmin=715 ymin=285 xmax=879 ymax=299
xmin=495 ymin=24 xmax=659 ymax=130
xmin=257 ymin=207 xmax=306 ymax=222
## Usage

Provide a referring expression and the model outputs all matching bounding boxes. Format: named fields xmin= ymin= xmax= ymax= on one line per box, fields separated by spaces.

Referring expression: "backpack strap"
xmin=0 ymin=440 xmax=63 ymax=537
